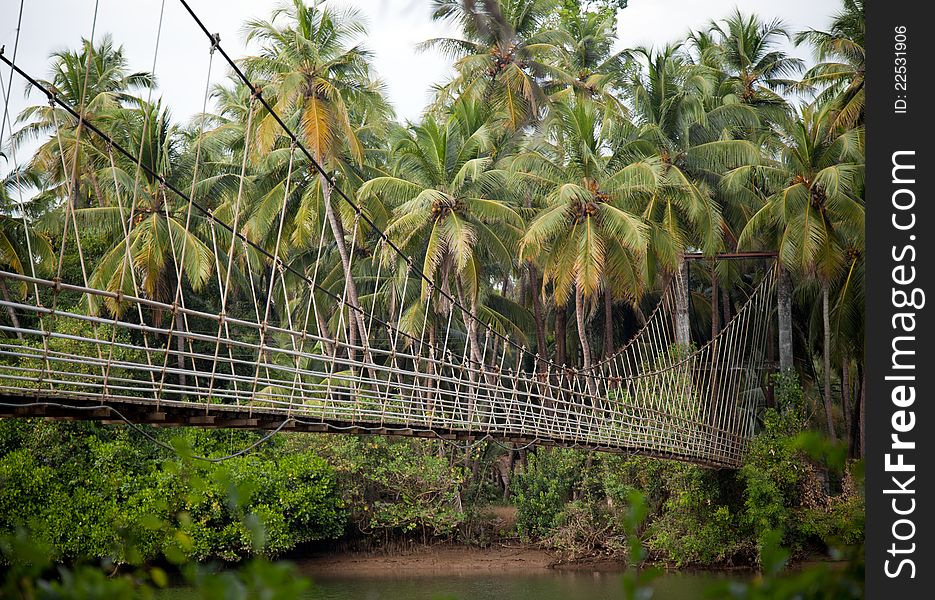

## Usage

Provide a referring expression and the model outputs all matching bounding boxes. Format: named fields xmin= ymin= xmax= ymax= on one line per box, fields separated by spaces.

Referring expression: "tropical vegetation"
xmin=0 ymin=0 xmax=865 ymax=594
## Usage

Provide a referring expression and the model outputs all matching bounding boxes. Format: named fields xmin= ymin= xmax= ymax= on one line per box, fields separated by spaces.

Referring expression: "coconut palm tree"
xmin=423 ymin=0 xmax=561 ymax=130
xmin=14 ymin=35 xmax=154 ymax=211
xmin=242 ymin=0 xmax=388 ymax=351
xmin=515 ymin=98 xmax=648 ymax=376
xmin=544 ymin=5 xmax=630 ymax=122
xmin=795 ymin=0 xmax=865 ymax=130
xmin=213 ymin=74 xmax=393 ymax=349
xmin=358 ymin=101 xmax=523 ymax=365
xmin=624 ymin=45 xmax=758 ymax=312
xmin=65 ymin=100 xmax=214 ymax=318
xmin=704 ymin=10 xmax=803 ymax=109
xmin=737 ymin=103 xmax=864 ymax=439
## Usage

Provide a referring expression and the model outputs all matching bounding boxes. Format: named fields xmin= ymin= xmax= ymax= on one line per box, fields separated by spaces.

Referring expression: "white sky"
xmin=2 ymin=0 xmax=839 ymax=145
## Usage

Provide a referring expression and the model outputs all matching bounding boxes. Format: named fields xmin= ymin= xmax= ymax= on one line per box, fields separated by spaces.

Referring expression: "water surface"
xmin=160 ymin=568 xmax=736 ymax=599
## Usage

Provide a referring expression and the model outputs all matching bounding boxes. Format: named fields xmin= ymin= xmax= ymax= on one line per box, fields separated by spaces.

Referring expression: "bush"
xmin=0 ymin=420 xmax=346 ymax=564
xmin=291 ymin=435 xmax=465 ymax=540
xmin=645 ymin=464 xmax=755 ymax=566
xmin=512 ymin=449 xmax=587 ymax=539
xmin=510 ymin=372 xmax=864 ymax=568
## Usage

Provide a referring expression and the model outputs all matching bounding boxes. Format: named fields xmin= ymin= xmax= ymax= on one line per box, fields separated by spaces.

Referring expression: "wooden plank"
xmin=214 ymin=418 xmax=259 ymax=428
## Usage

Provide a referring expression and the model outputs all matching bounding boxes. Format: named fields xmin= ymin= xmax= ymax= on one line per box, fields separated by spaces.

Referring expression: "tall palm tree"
xmin=704 ymin=10 xmax=803 ymax=109
xmin=684 ymin=15 xmax=798 ymax=346
xmin=544 ymin=5 xmax=629 ymax=122
xmin=624 ymin=45 xmax=758 ymax=286
xmin=736 ymin=104 xmax=864 ymax=439
xmin=423 ymin=0 xmax=560 ymax=130
xmin=795 ymin=0 xmax=865 ymax=130
xmin=359 ymin=102 xmax=523 ymax=365
xmin=242 ymin=0 xmax=388 ymax=350
xmin=66 ymin=100 xmax=214 ymax=318
xmin=516 ymin=98 xmax=647 ymax=376
xmin=14 ymin=35 xmax=155 ymax=211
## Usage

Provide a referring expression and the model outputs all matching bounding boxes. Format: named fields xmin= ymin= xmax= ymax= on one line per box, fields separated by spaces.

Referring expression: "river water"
xmin=160 ymin=569 xmax=737 ymax=599
xmin=307 ymin=570 xmax=733 ymax=599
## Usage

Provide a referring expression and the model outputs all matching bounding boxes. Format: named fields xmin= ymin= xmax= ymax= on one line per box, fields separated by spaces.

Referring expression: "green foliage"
xmin=0 ymin=449 xmax=56 ymax=530
xmin=0 ymin=420 xmax=345 ymax=564
xmin=173 ymin=451 xmax=345 ymax=561
xmin=283 ymin=435 xmax=466 ymax=540
xmin=1 ymin=516 xmax=313 ymax=600
xmin=645 ymin=463 xmax=754 ymax=565
xmin=511 ymin=373 xmax=863 ymax=570
xmin=737 ymin=372 xmax=863 ymax=561
xmin=512 ymin=449 xmax=589 ymax=539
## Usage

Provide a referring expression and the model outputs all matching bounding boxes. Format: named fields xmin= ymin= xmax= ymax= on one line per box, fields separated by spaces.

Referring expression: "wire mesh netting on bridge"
xmin=0 ymin=260 xmax=776 ymax=468
xmin=0 ymin=3 xmax=776 ymax=469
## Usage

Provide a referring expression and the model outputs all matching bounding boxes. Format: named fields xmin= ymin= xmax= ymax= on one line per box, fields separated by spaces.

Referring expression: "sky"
xmin=2 ymin=0 xmax=840 ymax=151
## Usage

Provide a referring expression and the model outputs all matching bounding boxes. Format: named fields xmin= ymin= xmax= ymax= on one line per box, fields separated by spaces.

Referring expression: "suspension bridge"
xmin=0 ymin=1 xmax=779 ymax=469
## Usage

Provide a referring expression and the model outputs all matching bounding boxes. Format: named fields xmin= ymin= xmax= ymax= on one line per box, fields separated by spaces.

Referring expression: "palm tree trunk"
xmin=0 ymin=280 xmax=24 ymax=340
xmin=633 ymin=303 xmax=647 ymax=327
xmin=501 ymin=274 xmax=511 ymax=297
xmin=777 ymin=267 xmax=793 ymax=371
xmin=710 ymin=265 xmax=719 ymax=340
xmin=321 ymin=174 xmax=367 ymax=362
xmin=555 ymin=305 xmax=566 ymax=365
xmin=529 ymin=266 xmax=547 ymax=373
xmin=426 ymin=322 xmax=437 ymax=410
xmin=721 ymin=285 xmax=731 ymax=328
xmin=821 ymin=280 xmax=836 ymax=440
xmin=841 ymin=357 xmax=852 ymax=457
xmin=313 ymin=300 xmax=336 ymax=357
xmin=69 ymin=121 xmax=84 ymax=209
xmin=455 ymin=274 xmax=483 ymax=367
xmin=575 ymin=287 xmax=595 ymax=395
xmin=675 ymin=260 xmax=691 ymax=347
xmin=89 ymin=171 xmax=105 ymax=208
xmin=603 ymin=285 xmax=614 ymax=360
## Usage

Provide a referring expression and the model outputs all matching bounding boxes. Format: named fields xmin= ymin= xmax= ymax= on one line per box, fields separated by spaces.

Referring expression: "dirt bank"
xmin=297 ymin=544 xmax=625 ymax=577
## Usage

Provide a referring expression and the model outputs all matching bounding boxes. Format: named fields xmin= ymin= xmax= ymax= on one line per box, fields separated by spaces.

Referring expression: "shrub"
xmin=0 ymin=420 xmax=345 ymax=564
xmin=512 ymin=449 xmax=586 ymax=539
